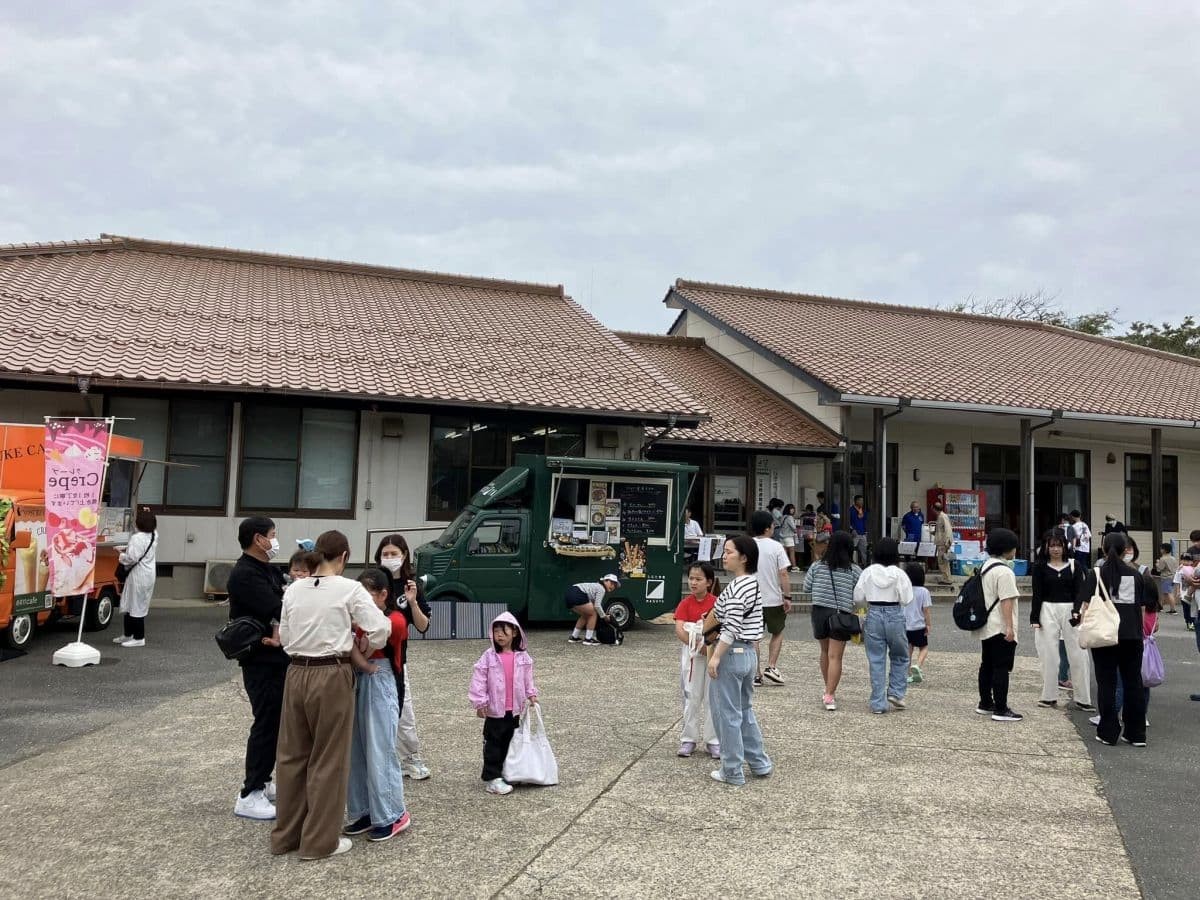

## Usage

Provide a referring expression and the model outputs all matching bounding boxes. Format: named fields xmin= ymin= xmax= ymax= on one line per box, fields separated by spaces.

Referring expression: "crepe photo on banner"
xmin=44 ymin=418 xmax=112 ymax=597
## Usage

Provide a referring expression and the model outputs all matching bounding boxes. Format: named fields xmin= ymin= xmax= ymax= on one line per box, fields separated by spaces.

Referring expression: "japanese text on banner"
xmin=44 ymin=418 xmax=112 ymax=597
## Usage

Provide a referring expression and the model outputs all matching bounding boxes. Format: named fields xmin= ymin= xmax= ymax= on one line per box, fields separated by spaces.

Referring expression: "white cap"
xmin=601 ymin=573 xmax=621 ymax=586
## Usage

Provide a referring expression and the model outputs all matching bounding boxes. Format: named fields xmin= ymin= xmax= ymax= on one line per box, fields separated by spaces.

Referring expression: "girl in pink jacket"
xmin=468 ymin=611 xmax=539 ymax=795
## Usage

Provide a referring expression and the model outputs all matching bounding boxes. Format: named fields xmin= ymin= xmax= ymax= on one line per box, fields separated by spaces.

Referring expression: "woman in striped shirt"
xmin=804 ymin=531 xmax=862 ymax=711
xmin=706 ymin=535 xmax=773 ymax=785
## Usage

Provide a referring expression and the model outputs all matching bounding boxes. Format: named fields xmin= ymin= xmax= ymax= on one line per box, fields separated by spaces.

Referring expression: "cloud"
xmin=1 ymin=1 xmax=1197 ymax=333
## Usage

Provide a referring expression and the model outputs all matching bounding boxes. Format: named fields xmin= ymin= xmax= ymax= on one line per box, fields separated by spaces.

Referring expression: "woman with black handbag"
xmin=114 ymin=507 xmax=157 ymax=648
xmin=804 ymin=531 xmax=862 ymax=711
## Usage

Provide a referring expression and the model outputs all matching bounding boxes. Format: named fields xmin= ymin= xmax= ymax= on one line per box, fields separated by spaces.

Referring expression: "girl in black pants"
xmin=1078 ymin=533 xmax=1153 ymax=747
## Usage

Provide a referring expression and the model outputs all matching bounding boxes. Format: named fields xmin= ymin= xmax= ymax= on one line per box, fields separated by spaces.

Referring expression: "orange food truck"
xmin=0 ymin=423 xmax=145 ymax=649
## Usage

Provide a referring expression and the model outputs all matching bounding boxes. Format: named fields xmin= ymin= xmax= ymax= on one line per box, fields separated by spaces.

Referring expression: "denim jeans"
xmin=865 ymin=605 xmax=910 ymax=712
xmin=708 ymin=641 xmax=771 ymax=784
xmin=347 ymin=663 xmax=406 ymax=826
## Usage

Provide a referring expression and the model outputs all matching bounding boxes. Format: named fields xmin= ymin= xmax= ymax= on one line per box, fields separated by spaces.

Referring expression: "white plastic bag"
xmin=503 ymin=704 xmax=559 ymax=786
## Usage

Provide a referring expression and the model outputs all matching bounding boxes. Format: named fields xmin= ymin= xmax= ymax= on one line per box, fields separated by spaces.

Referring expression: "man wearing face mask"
xmin=227 ymin=515 xmax=288 ymax=821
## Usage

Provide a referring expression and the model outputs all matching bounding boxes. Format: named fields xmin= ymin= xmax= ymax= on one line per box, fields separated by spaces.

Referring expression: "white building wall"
xmin=676 ymin=313 xmax=844 ymax=433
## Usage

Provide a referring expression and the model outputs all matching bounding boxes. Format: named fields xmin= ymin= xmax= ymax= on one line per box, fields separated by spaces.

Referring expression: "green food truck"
xmin=415 ymin=454 xmax=698 ymax=627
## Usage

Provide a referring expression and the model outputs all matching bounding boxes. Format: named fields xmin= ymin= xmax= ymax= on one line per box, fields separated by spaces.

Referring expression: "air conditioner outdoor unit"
xmin=203 ymin=559 xmax=240 ymax=601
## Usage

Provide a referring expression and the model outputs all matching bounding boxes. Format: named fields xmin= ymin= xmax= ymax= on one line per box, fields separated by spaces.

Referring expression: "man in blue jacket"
xmin=901 ymin=501 xmax=925 ymax=543
xmin=849 ymin=495 xmax=868 ymax=565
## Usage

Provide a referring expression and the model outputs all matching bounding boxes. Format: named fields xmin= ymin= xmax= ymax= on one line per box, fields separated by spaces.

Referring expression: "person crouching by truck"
xmin=565 ymin=575 xmax=620 ymax=646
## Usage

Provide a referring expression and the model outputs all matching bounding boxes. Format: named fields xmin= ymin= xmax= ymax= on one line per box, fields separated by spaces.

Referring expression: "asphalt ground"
xmin=0 ymin=600 xmax=1193 ymax=897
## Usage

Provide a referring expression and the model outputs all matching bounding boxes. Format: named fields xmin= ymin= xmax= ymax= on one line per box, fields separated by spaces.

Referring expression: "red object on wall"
xmin=927 ymin=488 xmax=987 ymax=542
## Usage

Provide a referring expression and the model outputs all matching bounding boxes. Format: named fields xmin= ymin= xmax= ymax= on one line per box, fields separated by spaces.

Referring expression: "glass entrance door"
xmin=713 ymin=475 xmax=747 ymax=535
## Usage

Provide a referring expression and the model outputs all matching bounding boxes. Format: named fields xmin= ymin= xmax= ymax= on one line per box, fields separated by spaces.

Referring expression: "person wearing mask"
xmin=227 ymin=516 xmax=287 ymax=821
xmin=373 ymin=535 xmax=432 ymax=781
xmin=805 ymin=531 xmax=861 ymax=711
xmin=974 ymin=528 xmax=1023 ymax=723
xmin=707 ymin=535 xmax=772 ymax=785
xmin=901 ymin=501 xmax=924 ymax=545
xmin=1077 ymin=533 xmax=1154 ymax=747
xmin=113 ymin=507 xmax=158 ymax=648
xmin=750 ymin=510 xmax=791 ymax=686
xmin=854 ymin=538 xmax=913 ymax=713
xmin=1102 ymin=515 xmax=1128 ymax=538
xmin=1068 ymin=510 xmax=1092 ymax=568
xmin=1030 ymin=529 xmax=1092 ymax=711
xmin=933 ymin=502 xmax=954 ymax=581
xmin=848 ymin=495 xmax=868 ymax=566
xmin=270 ymin=530 xmax=392 ymax=860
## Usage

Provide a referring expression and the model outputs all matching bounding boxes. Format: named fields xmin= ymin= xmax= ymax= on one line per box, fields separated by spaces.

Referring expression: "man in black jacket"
xmin=228 ymin=515 xmax=286 ymax=821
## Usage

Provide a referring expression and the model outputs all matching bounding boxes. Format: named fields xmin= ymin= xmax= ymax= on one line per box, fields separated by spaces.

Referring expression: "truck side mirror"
xmin=11 ymin=531 xmax=32 ymax=550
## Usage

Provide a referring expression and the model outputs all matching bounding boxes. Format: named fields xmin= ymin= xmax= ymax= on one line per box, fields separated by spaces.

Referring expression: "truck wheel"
xmin=3 ymin=613 xmax=34 ymax=650
xmin=605 ymin=598 xmax=634 ymax=629
xmin=84 ymin=589 xmax=117 ymax=632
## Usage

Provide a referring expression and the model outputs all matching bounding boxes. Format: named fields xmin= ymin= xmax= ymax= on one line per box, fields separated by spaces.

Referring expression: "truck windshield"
xmin=435 ymin=509 xmax=477 ymax=548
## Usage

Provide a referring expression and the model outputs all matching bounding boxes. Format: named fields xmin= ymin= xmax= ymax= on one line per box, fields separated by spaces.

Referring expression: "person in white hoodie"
xmin=854 ymin=538 xmax=913 ymax=714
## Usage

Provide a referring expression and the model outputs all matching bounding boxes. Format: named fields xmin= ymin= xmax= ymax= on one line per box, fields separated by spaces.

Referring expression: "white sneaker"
xmin=264 ymin=781 xmax=277 ymax=803
xmin=112 ymin=635 xmax=131 ymax=644
xmin=1088 ymin=714 xmax=1101 ymax=726
xmin=301 ymin=837 xmax=352 ymax=860
xmin=234 ymin=789 xmax=276 ymax=821
xmin=485 ymin=778 xmax=513 ymax=795
xmin=402 ymin=756 xmax=431 ymax=780
xmin=120 ymin=638 xmax=146 ymax=648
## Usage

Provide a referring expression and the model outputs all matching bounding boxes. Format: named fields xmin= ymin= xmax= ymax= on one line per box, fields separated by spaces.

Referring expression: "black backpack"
xmin=595 ymin=618 xmax=624 ymax=645
xmin=952 ymin=561 xmax=1006 ymax=631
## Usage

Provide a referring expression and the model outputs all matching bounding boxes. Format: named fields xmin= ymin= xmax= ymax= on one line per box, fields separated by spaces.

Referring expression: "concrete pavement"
xmin=0 ymin=614 xmax=1138 ymax=899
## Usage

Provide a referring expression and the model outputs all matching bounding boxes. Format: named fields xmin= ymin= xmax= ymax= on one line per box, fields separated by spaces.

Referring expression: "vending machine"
xmin=926 ymin=488 xmax=986 ymax=543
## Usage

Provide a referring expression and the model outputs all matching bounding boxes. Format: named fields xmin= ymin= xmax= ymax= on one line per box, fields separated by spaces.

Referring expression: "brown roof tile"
xmin=671 ymin=279 xmax=1200 ymax=424
xmin=0 ymin=236 xmax=706 ymax=423
xmin=615 ymin=332 xmax=840 ymax=450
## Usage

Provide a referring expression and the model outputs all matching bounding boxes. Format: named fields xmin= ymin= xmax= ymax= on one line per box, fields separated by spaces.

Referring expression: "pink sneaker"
xmin=677 ymin=741 xmax=696 ymax=758
xmin=823 ymin=694 xmax=837 ymax=711
xmin=706 ymin=742 xmax=721 ymax=759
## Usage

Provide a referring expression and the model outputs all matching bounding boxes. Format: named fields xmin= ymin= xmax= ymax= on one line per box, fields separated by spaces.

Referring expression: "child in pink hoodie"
xmin=468 ymin=611 xmax=539 ymax=795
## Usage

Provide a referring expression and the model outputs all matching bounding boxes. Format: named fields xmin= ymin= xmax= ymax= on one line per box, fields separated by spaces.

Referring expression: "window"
xmin=427 ymin=416 xmax=586 ymax=520
xmin=832 ymin=441 xmax=898 ymax=520
xmin=239 ymin=405 xmax=358 ymax=513
xmin=109 ymin=396 xmax=231 ymax=511
xmin=1125 ymin=454 xmax=1178 ymax=531
xmin=468 ymin=519 xmax=522 ymax=555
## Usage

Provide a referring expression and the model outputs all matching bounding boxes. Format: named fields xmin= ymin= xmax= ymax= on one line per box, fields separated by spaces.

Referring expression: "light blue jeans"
xmin=347 ymin=664 xmax=406 ymax=826
xmin=708 ymin=641 xmax=772 ymax=784
xmin=865 ymin=605 xmax=910 ymax=712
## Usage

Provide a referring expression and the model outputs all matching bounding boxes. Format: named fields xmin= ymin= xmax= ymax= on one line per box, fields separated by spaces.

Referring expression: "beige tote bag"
xmin=1078 ymin=566 xmax=1120 ymax=649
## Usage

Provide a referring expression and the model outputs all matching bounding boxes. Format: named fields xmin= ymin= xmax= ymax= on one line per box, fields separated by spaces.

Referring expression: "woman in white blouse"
xmin=114 ymin=507 xmax=157 ymax=648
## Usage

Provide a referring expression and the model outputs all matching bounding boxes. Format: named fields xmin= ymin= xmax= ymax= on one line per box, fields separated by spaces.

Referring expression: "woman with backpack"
xmin=1077 ymin=532 xmax=1155 ymax=747
xmin=1030 ymin=529 xmax=1092 ymax=711
xmin=804 ymin=531 xmax=861 ymax=711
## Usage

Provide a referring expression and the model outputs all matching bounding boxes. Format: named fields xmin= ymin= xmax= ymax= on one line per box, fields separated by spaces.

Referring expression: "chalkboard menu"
xmin=613 ymin=481 xmax=669 ymax=537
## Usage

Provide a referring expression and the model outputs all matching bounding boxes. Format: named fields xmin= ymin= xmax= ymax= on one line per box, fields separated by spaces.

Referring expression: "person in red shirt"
xmin=343 ymin=568 xmax=413 ymax=843
xmin=674 ymin=562 xmax=720 ymax=759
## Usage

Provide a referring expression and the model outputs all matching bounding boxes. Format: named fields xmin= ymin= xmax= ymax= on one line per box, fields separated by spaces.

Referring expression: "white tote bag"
xmin=503 ymin=704 xmax=559 ymax=786
xmin=1078 ymin=567 xmax=1120 ymax=650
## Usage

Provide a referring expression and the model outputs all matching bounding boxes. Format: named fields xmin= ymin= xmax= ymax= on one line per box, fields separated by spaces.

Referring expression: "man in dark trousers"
xmin=227 ymin=515 xmax=287 ymax=821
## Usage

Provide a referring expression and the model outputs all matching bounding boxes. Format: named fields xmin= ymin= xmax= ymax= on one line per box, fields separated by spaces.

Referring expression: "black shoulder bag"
xmin=826 ymin=566 xmax=863 ymax=640
xmin=115 ymin=532 xmax=156 ymax=586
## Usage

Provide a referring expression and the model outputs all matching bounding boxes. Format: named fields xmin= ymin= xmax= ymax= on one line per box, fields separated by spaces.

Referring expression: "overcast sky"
xmin=3 ymin=2 xmax=1197 ymax=332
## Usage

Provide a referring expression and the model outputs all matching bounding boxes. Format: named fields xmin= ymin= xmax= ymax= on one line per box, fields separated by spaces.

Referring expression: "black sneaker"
xmin=1121 ymin=737 xmax=1148 ymax=748
xmin=343 ymin=814 xmax=372 ymax=835
xmin=1037 ymin=700 xmax=1057 ymax=709
xmin=1095 ymin=735 xmax=1117 ymax=746
xmin=567 ymin=635 xmax=583 ymax=644
xmin=582 ymin=638 xmax=600 ymax=646
xmin=753 ymin=675 xmax=763 ymax=687
xmin=1074 ymin=702 xmax=1095 ymax=712
xmin=974 ymin=704 xmax=995 ymax=716
xmin=991 ymin=709 xmax=1023 ymax=722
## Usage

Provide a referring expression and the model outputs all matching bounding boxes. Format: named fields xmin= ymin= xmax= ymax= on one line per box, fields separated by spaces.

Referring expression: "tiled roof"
xmin=670 ymin=279 xmax=1200 ymax=424
xmin=615 ymin=332 xmax=840 ymax=450
xmin=0 ymin=235 xmax=707 ymax=423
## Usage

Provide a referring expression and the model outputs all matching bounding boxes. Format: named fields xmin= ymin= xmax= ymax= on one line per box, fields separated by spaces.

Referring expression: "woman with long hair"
xmin=804 ymin=531 xmax=861 ymax=711
xmin=706 ymin=535 xmax=772 ymax=785
xmin=270 ymin=531 xmax=392 ymax=860
xmin=374 ymin=534 xmax=432 ymax=780
xmin=1031 ymin=529 xmax=1092 ymax=711
xmin=1078 ymin=532 xmax=1154 ymax=747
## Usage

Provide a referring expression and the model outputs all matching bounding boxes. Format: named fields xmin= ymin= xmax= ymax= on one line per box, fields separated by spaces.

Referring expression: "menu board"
xmin=613 ymin=481 xmax=669 ymax=538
